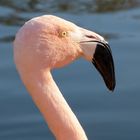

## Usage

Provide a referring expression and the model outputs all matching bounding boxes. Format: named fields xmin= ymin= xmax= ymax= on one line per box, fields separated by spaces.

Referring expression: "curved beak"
xmin=92 ymin=41 xmax=115 ymax=91
xmin=79 ymin=30 xmax=116 ymax=91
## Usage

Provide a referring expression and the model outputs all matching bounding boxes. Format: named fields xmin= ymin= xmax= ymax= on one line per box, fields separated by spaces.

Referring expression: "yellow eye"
xmin=61 ymin=31 xmax=67 ymax=37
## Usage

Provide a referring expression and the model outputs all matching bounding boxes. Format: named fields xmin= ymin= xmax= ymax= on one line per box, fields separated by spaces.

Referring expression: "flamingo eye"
xmin=61 ymin=31 xmax=67 ymax=37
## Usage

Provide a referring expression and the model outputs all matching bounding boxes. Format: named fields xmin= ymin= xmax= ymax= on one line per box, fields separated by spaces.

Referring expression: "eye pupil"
xmin=62 ymin=31 xmax=67 ymax=36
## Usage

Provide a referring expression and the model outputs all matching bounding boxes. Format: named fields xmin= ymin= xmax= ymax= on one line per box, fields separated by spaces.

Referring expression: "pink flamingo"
xmin=13 ymin=15 xmax=115 ymax=140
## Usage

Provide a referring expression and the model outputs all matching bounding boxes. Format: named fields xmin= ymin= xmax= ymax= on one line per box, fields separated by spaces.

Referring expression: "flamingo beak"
xmin=92 ymin=41 xmax=115 ymax=91
xmin=80 ymin=39 xmax=116 ymax=91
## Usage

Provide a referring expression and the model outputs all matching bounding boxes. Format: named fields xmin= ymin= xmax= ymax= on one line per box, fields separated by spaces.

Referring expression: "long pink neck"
xmin=23 ymin=69 xmax=88 ymax=140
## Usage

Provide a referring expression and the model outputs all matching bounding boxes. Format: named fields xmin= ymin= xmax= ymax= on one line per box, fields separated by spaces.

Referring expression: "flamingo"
xmin=13 ymin=15 xmax=115 ymax=140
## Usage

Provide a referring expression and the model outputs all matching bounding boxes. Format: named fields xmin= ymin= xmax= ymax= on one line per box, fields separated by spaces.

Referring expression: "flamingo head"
xmin=14 ymin=15 xmax=115 ymax=91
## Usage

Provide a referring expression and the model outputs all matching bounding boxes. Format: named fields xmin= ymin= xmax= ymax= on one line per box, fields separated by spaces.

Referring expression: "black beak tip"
xmin=106 ymin=79 xmax=116 ymax=92
xmin=92 ymin=42 xmax=116 ymax=92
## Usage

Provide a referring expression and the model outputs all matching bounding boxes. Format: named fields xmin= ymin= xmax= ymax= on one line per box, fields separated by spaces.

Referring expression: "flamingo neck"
xmin=23 ymin=69 xmax=88 ymax=140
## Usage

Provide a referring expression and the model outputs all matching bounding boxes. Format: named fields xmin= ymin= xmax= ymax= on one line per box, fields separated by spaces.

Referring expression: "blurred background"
xmin=0 ymin=0 xmax=140 ymax=140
